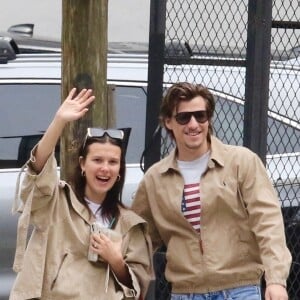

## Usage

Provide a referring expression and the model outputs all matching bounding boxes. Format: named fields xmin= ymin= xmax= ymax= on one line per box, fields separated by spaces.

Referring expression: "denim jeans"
xmin=171 ymin=284 xmax=261 ymax=300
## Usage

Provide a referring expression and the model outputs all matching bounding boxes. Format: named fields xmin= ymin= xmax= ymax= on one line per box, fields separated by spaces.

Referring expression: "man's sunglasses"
xmin=83 ymin=127 xmax=124 ymax=149
xmin=174 ymin=110 xmax=209 ymax=125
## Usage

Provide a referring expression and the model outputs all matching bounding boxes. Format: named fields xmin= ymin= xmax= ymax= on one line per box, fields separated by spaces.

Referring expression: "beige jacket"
xmin=10 ymin=151 xmax=153 ymax=300
xmin=132 ymin=136 xmax=291 ymax=294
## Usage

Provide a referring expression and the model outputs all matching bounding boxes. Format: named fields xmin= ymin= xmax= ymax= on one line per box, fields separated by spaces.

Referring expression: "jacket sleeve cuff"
xmin=111 ymin=263 xmax=140 ymax=299
xmin=265 ymin=272 xmax=287 ymax=288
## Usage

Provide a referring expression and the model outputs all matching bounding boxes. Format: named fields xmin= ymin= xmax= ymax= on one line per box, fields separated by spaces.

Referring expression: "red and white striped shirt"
xmin=182 ymin=183 xmax=201 ymax=232
xmin=178 ymin=151 xmax=210 ymax=233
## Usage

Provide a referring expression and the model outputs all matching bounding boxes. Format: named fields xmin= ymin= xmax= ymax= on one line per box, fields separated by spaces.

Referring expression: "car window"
xmin=213 ymin=95 xmax=244 ymax=146
xmin=213 ymin=94 xmax=300 ymax=155
xmin=114 ymin=85 xmax=147 ymax=164
xmin=0 ymin=83 xmax=147 ymax=169
xmin=268 ymin=117 xmax=300 ymax=155
xmin=0 ymin=84 xmax=60 ymax=168
xmin=1 ymin=83 xmax=296 ymax=169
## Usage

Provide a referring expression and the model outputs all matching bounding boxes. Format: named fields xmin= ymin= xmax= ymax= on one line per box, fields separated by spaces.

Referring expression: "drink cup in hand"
xmin=87 ymin=222 xmax=121 ymax=262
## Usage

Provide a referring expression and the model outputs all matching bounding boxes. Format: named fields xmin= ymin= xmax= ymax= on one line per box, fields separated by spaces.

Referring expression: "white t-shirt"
xmin=85 ymin=198 xmax=110 ymax=227
xmin=177 ymin=151 xmax=210 ymax=233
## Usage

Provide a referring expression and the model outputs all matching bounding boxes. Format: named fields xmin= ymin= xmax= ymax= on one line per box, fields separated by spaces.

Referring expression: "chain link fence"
xmin=271 ymin=2 xmax=300 ymax=299
xmin=145 ymin=1 xmax=300 ymax=299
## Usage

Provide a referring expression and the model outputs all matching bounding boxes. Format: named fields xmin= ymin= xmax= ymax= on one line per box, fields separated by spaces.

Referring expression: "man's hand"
xmin=265 ymin=284 xmax=288 ymax=300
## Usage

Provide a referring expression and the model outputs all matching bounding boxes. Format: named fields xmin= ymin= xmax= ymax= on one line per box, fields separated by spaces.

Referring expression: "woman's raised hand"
xmin=56 ymin=88 xmax=95 ymax=124
xmin=30 ymin=88 xmax=95 ymax=173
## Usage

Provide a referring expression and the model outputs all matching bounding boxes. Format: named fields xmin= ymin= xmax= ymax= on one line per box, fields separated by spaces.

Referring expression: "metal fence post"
xmin=144 ymin=0 xmax=167 ymax=172
xmin=244 ymin=0 xmax=272 ymax=164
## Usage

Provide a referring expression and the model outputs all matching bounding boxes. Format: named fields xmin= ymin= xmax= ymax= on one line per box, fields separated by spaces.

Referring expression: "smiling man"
xmin=132 ymin=82 xmax=291 ymax=300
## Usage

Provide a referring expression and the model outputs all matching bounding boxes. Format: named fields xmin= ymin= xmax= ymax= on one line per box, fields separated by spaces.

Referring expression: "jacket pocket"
xmin=49 ymin=252 xmax=86 ymax=298
xmin=51 ymin=252 xmax=68 ymax=290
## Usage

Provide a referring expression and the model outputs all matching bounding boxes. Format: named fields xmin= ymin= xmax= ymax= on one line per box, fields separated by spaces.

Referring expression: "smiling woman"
xmin=77 ymin=135 xmax=124 ymax=216
xmin=9 ymin=88 xmax=153 ymax=300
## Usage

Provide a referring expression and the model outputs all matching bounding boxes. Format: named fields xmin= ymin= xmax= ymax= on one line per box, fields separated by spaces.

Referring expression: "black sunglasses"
xmin=83 ymin=128 xmax=124 ymax=149
xmin=174 ymin=110 xmax=209 ymax=125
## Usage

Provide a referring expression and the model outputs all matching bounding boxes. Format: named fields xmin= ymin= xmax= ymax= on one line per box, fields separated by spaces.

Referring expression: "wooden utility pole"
xmin=60 ymin=0 xmax=108 ymax=182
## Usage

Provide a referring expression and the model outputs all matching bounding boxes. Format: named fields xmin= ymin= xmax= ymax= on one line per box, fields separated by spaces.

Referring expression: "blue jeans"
xmin=171 ymin=284 xmax=261 ymax=300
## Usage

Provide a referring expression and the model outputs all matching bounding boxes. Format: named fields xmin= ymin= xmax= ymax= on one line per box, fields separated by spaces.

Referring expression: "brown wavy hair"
xmin=159 ymin=82 xmax=215 ymax=142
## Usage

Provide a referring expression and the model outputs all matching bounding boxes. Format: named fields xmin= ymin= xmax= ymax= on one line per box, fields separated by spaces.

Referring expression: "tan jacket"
xmin=10 ymin=151 xmax=153 ymax=300
xmin=132 ymin=136 xmax=291 ymax=294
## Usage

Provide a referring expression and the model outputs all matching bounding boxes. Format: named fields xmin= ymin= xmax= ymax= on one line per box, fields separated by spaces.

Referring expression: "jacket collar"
xmin=158 ymin=135 xmax=226 ymax=174
xmin=61 ymin=182 xmax=91 ymax=224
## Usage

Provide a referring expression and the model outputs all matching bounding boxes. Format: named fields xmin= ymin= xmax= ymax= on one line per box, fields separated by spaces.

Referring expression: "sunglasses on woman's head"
xmin=174 ymin=110 xmax=209 ymax=125
xmin=83 ymin=128 xmax=124 ymax=149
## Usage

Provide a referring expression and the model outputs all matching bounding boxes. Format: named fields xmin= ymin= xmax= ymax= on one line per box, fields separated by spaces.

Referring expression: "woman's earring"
xmin=81 ymin=170 xmax=86 ymax=177
xmin=116 ymin=175 xmax=121 ymax=181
